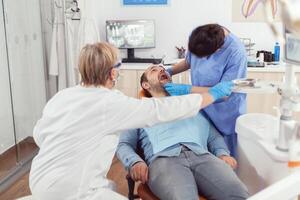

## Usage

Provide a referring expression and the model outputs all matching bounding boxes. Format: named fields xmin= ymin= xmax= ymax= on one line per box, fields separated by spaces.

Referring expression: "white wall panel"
xmin=93 ymin=0 xmax=282 ymax=59
xmin=3 ymin=0 xmax=47 ymax=143
xmin=0 ymin=0 xmax=15 ymax=154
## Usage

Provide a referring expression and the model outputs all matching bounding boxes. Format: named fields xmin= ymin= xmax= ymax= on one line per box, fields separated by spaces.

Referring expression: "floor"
xmin=0 ymin=137 xmax=38 ymax=180
xmin=0 ymin=155 xmax=130 ymax=200
xmin=0 ymin=173 xmax=31 ymax=200
xmin=2 ymin=161 xmax=300 ymax=200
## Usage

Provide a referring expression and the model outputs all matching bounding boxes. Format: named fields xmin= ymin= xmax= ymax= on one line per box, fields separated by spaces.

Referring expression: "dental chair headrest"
xmin=139 ymin=89 xmax=152 ymax=99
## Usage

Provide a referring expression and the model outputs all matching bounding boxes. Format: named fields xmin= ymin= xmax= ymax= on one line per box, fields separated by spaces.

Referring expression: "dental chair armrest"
xmin=137 ymin=184 xmax=160 ymax=200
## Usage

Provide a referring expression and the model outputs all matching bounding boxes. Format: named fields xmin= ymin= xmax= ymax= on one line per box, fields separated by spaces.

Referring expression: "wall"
xmin=93 ymin=0 xmax=283 ymax=60
xmin=0 ymin=1 xmax=15 ymax=154
xmin=3 ymin=0 xmax=47 ymax=144
xmin=0 ymin=0 xmax=47 ymax=154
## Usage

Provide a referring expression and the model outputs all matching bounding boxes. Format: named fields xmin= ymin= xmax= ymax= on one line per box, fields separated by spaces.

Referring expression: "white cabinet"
xmin=246 ymin=72 xmax=283 ymax=116
xmin=115 ymin=70 xmax=138 ymax=98
xmin=116 ymin=68 xmax=300 ymax=120
xmin=136 ymin=70 xmax=145 ymax=95
xmin=247 ymin=71 xmax=300 ymax=120
xmin=116 ymin=69 xmax=191 ymax=98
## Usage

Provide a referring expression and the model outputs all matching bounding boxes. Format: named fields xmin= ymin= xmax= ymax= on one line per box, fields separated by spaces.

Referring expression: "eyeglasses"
xmin=113 ymin=62 xmax=122 ymax=69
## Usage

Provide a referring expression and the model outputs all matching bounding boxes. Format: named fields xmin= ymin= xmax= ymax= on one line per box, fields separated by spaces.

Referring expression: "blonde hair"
xmin=78 ymin=42 xmax=119 ymax=86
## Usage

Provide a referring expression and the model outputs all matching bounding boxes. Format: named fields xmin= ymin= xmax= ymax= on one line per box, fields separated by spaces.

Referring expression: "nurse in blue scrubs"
xmin=165 ymin=24 xmax=247 ymax=158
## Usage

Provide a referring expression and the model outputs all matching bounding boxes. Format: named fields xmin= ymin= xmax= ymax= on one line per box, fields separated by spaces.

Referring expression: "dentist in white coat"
xmin=29 ymin=42 xmax=233 ymax=200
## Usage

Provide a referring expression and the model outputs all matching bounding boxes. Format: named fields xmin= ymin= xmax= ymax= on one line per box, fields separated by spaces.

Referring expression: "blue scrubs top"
xmin=186 ymin=32 xmax=247 ymax=137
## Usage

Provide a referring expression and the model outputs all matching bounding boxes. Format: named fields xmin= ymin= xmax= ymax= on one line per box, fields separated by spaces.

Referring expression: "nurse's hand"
xmin=219 ymin=155 xmax=237 ymax=169
xmin=164 ymin=83 xmax=192 ymax=96
xmin=130 ymin=161 xmax=149 ymax=184
xmin=208 ymin=81 xmax=234 ymax=101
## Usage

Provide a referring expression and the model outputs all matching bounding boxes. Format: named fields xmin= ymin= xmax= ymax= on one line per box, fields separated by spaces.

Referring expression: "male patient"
xmin=116 ymin=65 xmax=249 ymax=200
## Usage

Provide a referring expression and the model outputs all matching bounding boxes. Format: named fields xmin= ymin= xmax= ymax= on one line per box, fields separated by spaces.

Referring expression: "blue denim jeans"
xmin=147 ymin=147 xmax=249 ymax=200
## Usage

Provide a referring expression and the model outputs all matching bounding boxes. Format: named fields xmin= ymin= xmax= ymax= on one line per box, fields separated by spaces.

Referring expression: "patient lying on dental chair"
xmin=116 ymin=64 xmax=249 ymax=200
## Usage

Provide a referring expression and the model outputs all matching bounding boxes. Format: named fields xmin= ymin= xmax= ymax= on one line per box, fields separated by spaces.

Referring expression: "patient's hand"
xmin=130 ymin=161 xmax=149 ymax=184
xmin=219 ymin=155 xmax=237 ymax=169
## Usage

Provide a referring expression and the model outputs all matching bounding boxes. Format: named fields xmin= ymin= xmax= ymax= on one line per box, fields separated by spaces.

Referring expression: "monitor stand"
xmin=122 ymin=48 xmax=162 ymax=64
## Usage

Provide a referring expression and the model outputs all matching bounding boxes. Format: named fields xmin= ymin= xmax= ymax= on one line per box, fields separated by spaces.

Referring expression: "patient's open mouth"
xmin=159 ymin=73 xmax=169 ymax=81
xmin=158 ymin=72 xmax=171 ymax=84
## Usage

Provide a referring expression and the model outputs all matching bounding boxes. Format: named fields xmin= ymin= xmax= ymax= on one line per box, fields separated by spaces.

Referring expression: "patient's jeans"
xmin=147 ymin=147 xmax=249 ymax=200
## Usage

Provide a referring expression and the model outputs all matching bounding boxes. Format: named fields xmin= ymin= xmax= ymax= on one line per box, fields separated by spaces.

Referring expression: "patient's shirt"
xmin=144 ymin=113 xmax=208 ymax=154
xmin=117 ymin=112 xmax=230 ymax=169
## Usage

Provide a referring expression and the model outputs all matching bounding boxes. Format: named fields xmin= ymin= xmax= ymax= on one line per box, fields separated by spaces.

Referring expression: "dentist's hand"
xmin=164 ymin=83 xmax=192 ymax=96
xmin=165 ymin=67 xmax=173 ymax=76
xmin=130 ymin=161 xmax=149 ymax=184
xmin=208 ymin=81 xmax=234 ymax=101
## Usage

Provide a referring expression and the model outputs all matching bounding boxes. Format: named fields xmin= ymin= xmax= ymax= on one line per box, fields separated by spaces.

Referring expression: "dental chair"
xmin=126 ymin=144 xmax=157 ymax=200
xmin=125 ymin=90 xmax=206 ymax=200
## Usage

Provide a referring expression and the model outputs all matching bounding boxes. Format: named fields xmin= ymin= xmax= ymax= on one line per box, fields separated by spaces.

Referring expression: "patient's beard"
xmin=150 ymin=83 xmax=168 ymax=97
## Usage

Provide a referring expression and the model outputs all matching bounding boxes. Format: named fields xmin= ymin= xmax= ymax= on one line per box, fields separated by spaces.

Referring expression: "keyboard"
xmin=122 ymin=58 xmax=162 ymax=64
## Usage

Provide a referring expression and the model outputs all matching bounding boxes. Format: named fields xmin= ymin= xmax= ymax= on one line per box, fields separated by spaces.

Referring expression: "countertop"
xmin=247 ymin=64 xmax=300 ymax=73
xmin=120 ymin=62 xmax=300 ymax=73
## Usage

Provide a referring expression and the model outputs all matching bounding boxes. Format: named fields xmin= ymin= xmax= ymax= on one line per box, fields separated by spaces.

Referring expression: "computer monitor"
xmin=285 ymin=30 xmax=300 ymax=65
xmin=106 ymin=20 xmax=155 ymax=60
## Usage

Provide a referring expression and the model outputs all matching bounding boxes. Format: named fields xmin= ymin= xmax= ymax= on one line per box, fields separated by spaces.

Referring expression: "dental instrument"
xmin=233 ymin=78 xmax=278 ymax=94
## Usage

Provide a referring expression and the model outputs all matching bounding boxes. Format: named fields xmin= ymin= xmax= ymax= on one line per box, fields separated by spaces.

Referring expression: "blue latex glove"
xmin=208 ymin=81 xmax=234 ymax=101
xmin=164 ymin=83 xmax=192 ymax=96
xmin=165 ymin=67 xmax=173 ymax=76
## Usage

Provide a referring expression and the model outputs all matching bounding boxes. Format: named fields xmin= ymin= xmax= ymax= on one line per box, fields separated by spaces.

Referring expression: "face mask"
xmin=112 ymin=69 xmax=121 ymax=86
xmin=112 ymin=61 xmax=122 ymax=84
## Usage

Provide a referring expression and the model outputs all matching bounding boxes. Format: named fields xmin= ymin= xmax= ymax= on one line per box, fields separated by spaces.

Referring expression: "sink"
xmin=236 ymin=113 xmax=290 ymax=195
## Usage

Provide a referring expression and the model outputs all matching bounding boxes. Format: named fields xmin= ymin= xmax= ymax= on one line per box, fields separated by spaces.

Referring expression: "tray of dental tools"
xmin=232 ymin=78 xmax=279 ymax=94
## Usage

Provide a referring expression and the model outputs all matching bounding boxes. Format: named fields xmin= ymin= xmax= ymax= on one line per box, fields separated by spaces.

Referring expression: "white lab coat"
xmin=66 ymin=17 xmax=80 ymax=86
xmin=49 ymin=0 xmax=67 ymax=90
xmin=29 ymin=86 xmax=202 ymax=200
xmin=76 ymin=0 xmax=100 ymax=59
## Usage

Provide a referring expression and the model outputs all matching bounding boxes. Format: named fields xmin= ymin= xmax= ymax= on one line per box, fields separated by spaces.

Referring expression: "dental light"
xmin=279 ymin=0 xmax=300 ymax=36
xmin=242 ymin=0 xmax=300 ymax=151
xmin=263 ymin=0 xmax=300 ymax=151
